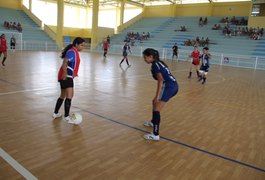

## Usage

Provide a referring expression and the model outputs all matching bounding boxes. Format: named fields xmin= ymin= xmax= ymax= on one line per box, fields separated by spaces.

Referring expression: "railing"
xmin=94 ymin=44 xmax=265 ymax=70
xmin=6 ymin=41 xmax=265 ymax=70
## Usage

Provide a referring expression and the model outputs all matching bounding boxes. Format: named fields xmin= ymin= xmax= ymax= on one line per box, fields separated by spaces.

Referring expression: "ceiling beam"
xmin=125 ymin=0 xmax=144 ymax=7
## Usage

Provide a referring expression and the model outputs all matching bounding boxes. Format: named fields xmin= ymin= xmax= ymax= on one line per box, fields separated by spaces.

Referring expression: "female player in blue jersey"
xmin=119 ymin=42 xmax=131 ymax=67
xmin=198 ymin=47 xmax=211 ymax=84
xmin=142 ymin=48 xmax=179 ymax=141
xmin=52 ymin=37 xmax=85 ymax=124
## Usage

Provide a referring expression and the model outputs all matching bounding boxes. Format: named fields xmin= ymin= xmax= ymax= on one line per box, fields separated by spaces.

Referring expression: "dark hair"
xmin=203 ymin=47 xmax=209 ymax=51
xmin=61 ymin=37 xmax=85 ymax=58
xmin=0 ymin=34 xmax=5 ymax=38
xmin=142 ymin=48 xmax=168 ymax=67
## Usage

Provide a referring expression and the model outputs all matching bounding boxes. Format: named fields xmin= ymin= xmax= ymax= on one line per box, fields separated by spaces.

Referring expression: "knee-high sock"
xmin=126 ymin=59 xmax=130 ymax=66
xmin=152 ymin=111 xmax=160 ymax=136
xmin=54 ymin=98 xmax=64 ymax=114
xmin=64 ymin=98 xmax=72 ymax=117
xmin=2 ymin=57 xmax=6 ymax=64
xmin=120 ymin=59 xmax=124 ymax=65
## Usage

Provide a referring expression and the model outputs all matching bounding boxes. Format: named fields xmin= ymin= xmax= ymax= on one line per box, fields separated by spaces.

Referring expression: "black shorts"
xmin=11 ymin=43 xmax=15 ymax=46
xmin=59 ymin=78 xmax=74 ymax=89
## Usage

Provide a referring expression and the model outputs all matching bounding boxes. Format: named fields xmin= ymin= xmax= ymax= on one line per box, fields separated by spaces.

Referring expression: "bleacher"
xmin=107 ymin=16 xmax=264 ymax=58
xmin=0 ymin=7 xmax=57 ymax=50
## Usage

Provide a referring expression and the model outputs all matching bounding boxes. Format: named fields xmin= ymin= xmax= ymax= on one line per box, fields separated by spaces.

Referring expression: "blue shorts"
xmin=123 ymin=52 xmax=128 ymax=57
xmin=159 ymin=83 xmax=178 ymax=102
xmin=200 ymin=65 xmax=209 ymax=72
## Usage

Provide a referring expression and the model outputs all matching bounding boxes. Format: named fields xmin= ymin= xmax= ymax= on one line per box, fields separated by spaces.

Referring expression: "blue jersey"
xmin=122 ymin=44 xmax=130 ymax=53
xmin=200 ymin=54 xmax=210 ymax=67
xmin=151 ymin=60 xmax=177 ymax=86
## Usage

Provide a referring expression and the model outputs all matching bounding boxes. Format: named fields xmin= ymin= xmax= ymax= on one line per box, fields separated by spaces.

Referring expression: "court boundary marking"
xmin=0 ymin=148 xmax=38 ymax=180
xmin=73 ymin=106 xmax=265 ymax=174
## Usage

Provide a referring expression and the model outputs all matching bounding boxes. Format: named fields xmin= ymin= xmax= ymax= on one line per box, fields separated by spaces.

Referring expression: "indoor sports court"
xmin=1 ymin=0 xmax=265 ymax=179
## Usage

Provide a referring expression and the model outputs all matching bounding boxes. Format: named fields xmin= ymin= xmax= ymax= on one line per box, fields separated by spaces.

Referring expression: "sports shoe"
xmin=143 ymin=121 xmax=153 ymax=127
xmin=144 ymin=133 xmax=160 ymax=141
xmin=64 ymin=116 xmax=78 ymax=125
xmin=52 ymin=113 xmax=62 ymax=119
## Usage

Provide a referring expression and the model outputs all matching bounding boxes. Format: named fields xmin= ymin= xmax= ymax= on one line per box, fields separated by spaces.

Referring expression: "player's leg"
xmin=120 ymin=55 xmax=125 ymax=65
xmin=188 ymin=63 xmax=193 ymax=78
xmin=53 ymin=88 xmax=66 ymax=119
xmin=196 ymin=65 xmax=200 ymax=78
xmin=125 ymin=57 xmax=130 ymax=66
xmin=2 ymin=51 xmax=7 ymax=66
xmin=144 ymin=86 xmax=178 ymax=141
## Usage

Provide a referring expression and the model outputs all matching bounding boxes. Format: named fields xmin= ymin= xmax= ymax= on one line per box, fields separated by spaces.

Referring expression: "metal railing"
xmin=7 ymin=41 xmax=265 ymax=70
xmin=94 ymin=44 xmax=265 ymax=70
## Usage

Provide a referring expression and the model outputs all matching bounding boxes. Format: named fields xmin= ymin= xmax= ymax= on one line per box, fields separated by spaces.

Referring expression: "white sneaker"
xmin=144 ymin=133 xmax=160 ymax=141
xmin=64 ymin=116 xmax=78 ymax=125
xmin=52 ymin=113 xmax=62 ymax=119
xmin=143 ymin=121 xmax=153 ymax=127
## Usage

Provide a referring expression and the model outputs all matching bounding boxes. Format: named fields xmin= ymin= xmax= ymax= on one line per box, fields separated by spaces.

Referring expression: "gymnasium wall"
xmin=143 ymin=2 xmax=251 ymax=17
xmin=248 ymin=16 xmax=265 ymax=27
xmin=143 ymin=5 xmax=176 ymax=17
xmin=0 ymin=0 xmax=20 ymax=9
xmin=212 ymin=2 xmax=251 ymax=16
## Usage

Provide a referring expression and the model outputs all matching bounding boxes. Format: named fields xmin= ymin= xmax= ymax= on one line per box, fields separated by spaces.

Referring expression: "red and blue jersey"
xmin=58 ymin=47 xmax=80 ymax=80
xmin=0 ymin=38 xmax=7 ymax=52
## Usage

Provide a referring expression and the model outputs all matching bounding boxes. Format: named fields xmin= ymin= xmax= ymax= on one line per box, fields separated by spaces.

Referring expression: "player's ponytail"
xmin=142 ymin=48 xmax=168 ymax=67
xmin=142 ymin=48 xmax=159 ymax=60
xmin=61 ymin=37 xmax=85 ymax=59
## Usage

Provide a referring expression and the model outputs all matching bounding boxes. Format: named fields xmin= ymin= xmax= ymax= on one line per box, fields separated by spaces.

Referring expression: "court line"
xmin=73 ymin=106 xmax=265 ymax=173
xmin=0 ymin=148 xmax=38 ymax=180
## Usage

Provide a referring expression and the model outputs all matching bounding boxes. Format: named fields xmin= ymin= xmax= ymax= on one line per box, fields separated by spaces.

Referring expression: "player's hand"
xmin=152 ymin=97 xmax=159 ymax=105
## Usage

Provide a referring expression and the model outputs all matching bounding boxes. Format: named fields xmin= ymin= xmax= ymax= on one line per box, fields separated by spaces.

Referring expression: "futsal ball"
xmin=71 ymin=113 xmax=83 ymax=125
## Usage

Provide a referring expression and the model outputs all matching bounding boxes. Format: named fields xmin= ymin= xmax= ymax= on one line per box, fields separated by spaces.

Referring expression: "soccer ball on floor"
xmin=71 ymin=113 xmax=83 ymax=125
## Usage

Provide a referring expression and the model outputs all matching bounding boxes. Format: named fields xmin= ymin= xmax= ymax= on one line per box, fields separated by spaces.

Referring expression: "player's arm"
xmin=62 ymin=59 xmax=69 ymax=80
xmin=153 ymin=73 xmax=164 ymax=103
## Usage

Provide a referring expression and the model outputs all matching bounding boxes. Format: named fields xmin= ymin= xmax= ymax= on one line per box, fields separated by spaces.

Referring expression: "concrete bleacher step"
xmin=0 ymin=7 xmax=56 ymax=49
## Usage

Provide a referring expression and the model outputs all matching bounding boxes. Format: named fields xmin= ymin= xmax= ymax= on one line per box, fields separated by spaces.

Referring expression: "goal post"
xmin=0 ymin=31 xmax=23 ymax=50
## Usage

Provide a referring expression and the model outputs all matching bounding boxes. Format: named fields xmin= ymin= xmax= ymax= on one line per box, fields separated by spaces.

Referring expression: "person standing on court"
xmin=10 ymin=35 xmax=16 ymax=52
xmin=172 ymin=43 xmax=178 ymax=61
xmin=52 ymin=37 xmax=85 ymax=124
xmin=119 ymin=42 xmax=131 ymax=67
xmin=0 ymin=34 xmax=7 ymax=66
xmin=142 ymin=48 xmax=179 ymax=141
xmin=188 ymin=46 xmax=200 ymax=79
xmin=103 ymin=40 xmax=109 ymax=57
xmin=198 ymin=47 xmax=211 ymax=84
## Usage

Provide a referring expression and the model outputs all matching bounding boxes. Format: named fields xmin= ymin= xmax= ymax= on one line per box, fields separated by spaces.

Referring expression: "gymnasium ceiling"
xmin=63 ymin=0 xmax=251 ymax=7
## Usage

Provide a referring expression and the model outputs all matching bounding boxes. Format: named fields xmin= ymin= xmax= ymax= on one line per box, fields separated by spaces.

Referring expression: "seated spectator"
xmin=204 ymin=17 xmax=208 ymax=25
xmin=212 ymin=24 xmax=221 ymax=30
xmin=199 ymin=17 xmax=203 ymax=27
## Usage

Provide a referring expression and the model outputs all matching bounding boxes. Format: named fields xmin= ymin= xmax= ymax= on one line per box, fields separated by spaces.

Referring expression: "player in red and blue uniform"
xmin=198 ymin=47 xmax=211 ymax=84
xmin=0 ymin=34 xmax=7 ymax=66
xmin=53 ymin=37 xmax=85 ymax=124
xmin=142 ymin=48 xmax=179 ymax=141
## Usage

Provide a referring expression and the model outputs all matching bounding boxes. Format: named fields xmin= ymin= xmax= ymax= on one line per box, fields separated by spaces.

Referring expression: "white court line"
xmin=0 ymin=87 xmax=54 ymax=96
xmin=0 ymin=148 xmax=38 ymax=180
xmin=0 ymin=69 xmax=192 ymax=96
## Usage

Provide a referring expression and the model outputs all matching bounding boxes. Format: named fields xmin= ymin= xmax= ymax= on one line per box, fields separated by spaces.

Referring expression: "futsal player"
xmin=142 ymin=48 xmax=179 ymax=141
xmin=119 ymin=42 xmax=131 ymax=67
xmin=103 ymin=40 xmax=109 ymax=57
xmin=172 ymin=43 xmax=178 ymax=61
xmin=188 ymin=46 xmax=200 ymax=78
xmin=53 ymin=37 xmax=85 ymax=124
xmin=0 ymin=34 xmax=7 ymax=66
xmin=198 ymin=47 xmax=211 ymax=84
xmin=10 ymin=35 xmax=16 ymax=52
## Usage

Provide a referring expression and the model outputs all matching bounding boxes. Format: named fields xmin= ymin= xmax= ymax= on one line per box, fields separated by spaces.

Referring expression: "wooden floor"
xmin=0 ymin=51 xmax=265 ymax=180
